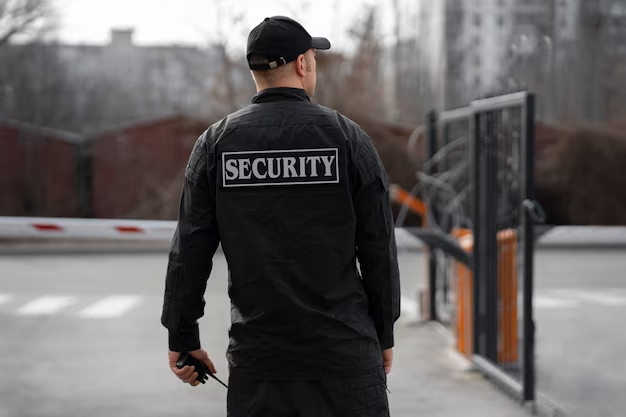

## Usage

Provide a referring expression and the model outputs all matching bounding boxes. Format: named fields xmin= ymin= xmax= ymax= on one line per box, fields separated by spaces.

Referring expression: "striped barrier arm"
xmin=1 ymin=217 xmax=625 ymax=248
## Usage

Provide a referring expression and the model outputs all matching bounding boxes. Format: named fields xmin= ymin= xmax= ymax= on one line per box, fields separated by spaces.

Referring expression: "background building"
xmin=407 ymin=0 xmax=626 ymax=122
xmin=0 ymin=28 xmax=255 ymax=134
xmin=57 ymin=29 xmax=220 ymax=125
xmin=415 ymin=0 xmax=553 ymax=110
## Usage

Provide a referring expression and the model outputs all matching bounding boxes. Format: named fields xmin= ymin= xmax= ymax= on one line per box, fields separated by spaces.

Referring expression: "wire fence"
xmin=400 ymin=92 xmax=541 ymax=407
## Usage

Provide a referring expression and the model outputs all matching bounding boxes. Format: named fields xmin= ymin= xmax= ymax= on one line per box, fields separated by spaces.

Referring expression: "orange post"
xmin=454 ymin=230 xmax=473 ymax=357
xmin=452 ymin=229 xmax=518 ymax=364
xmin=497 ymin=229 xmax=518 ymax=364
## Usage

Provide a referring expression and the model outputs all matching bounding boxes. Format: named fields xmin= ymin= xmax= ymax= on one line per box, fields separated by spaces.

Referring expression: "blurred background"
xmin=1 ymin=1 xmax=626 ymax=417
xmin=1 ymin=0 xmax=626 ymax=224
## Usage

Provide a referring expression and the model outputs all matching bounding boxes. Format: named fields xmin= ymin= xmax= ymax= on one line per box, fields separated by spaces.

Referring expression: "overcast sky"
xmin=54 ymin=0 xmax=394 ymax=52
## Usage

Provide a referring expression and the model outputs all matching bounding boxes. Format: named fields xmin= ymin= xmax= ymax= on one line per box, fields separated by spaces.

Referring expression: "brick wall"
xmin=90 ymin=116 xmax=205 ymax=219
xmin=0 ymin=122 xmax=79 ymax=217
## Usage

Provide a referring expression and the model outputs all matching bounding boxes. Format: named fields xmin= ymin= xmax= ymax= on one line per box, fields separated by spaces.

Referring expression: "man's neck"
xmin=256 ymin=80 xmax=304 ymax=92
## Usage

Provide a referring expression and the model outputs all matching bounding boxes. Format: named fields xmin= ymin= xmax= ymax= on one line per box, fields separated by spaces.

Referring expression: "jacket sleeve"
xmin=161 ymin=131 xmax=220 ymax=352
xmin=351 ymin=128 xmax=401 ymax=350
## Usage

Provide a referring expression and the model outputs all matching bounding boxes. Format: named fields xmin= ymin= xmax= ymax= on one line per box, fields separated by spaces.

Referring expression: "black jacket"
xmin=161 ymin=88 xmax=401 ymax=379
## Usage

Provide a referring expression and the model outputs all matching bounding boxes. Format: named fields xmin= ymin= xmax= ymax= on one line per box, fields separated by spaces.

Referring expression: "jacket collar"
xmin=251 ymin=87 xmax=311 ymax=104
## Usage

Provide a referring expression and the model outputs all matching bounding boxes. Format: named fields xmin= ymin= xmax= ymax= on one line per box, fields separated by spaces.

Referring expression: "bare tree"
xmin=0 ymin=0 xmax=61 ymax=127
xmin=605 ymin=54 xmax=626 ymax=124
xmin=315 ymin=6 xmax=386 ymax=117
xmin=0 ymin=43 xmax=71 ymax=125
xmin=386 ymin=0 xmax=431 ymax=123
xmin=0 ymin=0 xmax=53 ymax=46
xmin=280 ymin=0 xmax=311 ymax=22
xmin=201 ymin=0 xmax=253 ymax=114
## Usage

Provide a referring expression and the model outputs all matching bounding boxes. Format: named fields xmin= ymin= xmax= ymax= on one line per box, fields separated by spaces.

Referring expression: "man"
xmin=162 ymin=16 xmax=400 ymax=417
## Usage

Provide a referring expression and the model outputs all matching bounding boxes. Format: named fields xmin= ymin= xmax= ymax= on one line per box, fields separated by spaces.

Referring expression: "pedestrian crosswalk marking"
xmin=17 ymin=296 xmax=76 ymax=316
xmin=0 ymin=294 xmax=13 ymax=305
xmin=79 ymin=295 xmax=142 ymax=318
xmin=400 ymin=294 xmax=420 ymax=322
xmin=533 ymin=290 xmax=626 ymax=309
xmin=571 ymin=292 xmax=626 ymax=306
xmin=1 ymin=289 xmax=623 ymax=318
xmin=534 ymin=296 xmax=579 ymax=309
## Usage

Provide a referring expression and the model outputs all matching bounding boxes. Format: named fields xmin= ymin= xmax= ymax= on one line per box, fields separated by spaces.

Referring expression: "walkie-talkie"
xmin=176 ymin=352 xmax=228 ymax=388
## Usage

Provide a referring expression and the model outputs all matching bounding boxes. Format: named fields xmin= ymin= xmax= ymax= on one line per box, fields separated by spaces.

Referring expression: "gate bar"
xmin=473 ymin=355 xmax=524 ymax=402
xmin=426 ymin=110 xmax=438 ymax=321
xmin=522 ymin=93 xmax=537 ymax=403
xmin=471 ymin=92 xmax=529 ymax=112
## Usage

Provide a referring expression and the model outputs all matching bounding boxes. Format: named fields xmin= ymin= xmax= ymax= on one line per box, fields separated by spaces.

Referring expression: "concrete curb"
xmin=536 ymin=226 xmax=626 ymax=249
xmin=428 ymin=321 xmax=570 ymax=417
xmin=4 ymin=228 xmax=626 ymax=255
xmin=0 ymin=239 xmax=172 ymax=256
xmin=1 ymin=217 xmax=626 ymax=252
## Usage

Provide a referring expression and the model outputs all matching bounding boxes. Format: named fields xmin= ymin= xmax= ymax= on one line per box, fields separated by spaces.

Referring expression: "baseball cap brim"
xmin=311 ymin=37 xmax=331 ymax=50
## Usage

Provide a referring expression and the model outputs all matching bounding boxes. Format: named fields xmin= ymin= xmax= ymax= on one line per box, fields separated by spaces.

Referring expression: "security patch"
xmin=222 ymin=148 xmax=339 ymax=187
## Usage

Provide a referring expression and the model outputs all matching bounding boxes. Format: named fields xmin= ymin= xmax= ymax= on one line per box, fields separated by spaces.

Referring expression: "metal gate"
xmin=416 ymin=92 xmax=542 ymax=407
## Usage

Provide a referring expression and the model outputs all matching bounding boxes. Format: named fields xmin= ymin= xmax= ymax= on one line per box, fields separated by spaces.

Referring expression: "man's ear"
xmin=295 ymin=54 xmax=307 ymax=77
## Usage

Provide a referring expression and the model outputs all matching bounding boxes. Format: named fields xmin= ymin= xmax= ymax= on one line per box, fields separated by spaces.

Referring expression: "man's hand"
xmin=382 ymin=348 xmax=393 ymax=374
xmin=168 ymin=348 xmax=217 ymax=387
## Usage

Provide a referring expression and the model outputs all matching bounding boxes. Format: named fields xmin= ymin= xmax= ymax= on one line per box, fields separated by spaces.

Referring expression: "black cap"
xmin=247 ymin=16 xmax=331 ymax=71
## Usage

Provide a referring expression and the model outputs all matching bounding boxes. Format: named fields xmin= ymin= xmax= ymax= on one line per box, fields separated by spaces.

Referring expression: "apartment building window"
xmin=473 ymin=14 xmax=482 ymax=26
xmin=474 ymin=54 xmax=481 ymax=67
xmin=498 ymin=15 xmax=505 ymax=26
xmin=516 ymin=13 xmax=539 ymax=26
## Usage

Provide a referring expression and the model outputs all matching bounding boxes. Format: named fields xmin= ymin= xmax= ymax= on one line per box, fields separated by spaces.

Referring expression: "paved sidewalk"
xmin=388 ymin=322 xmax=532 ymax=417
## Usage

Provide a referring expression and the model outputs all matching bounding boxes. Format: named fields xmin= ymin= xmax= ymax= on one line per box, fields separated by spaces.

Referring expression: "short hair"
xmin=249 ymin=54 xmax=294 ymax=82
xmin=249 ymin=53 xmax=313 ymax=83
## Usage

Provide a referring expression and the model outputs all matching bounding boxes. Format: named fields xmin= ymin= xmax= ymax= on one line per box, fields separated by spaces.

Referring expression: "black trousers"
xmin=227 ymin=367 xmax=390 ymax=417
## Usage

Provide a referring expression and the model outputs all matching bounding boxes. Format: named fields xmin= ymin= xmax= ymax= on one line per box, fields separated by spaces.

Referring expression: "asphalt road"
xmin=533 ymin=248 xmax=626 ymax=417
xmin=0 ymin=251 xmax=436 ymax=417
xmin=0 ymin=248 xmax=624 ymax=416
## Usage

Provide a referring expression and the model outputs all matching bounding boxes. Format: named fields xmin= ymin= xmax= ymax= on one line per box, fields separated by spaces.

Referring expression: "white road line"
xmin=17 ymin=296 xmax=75 ymax=316
xmin=401 ymin=295 xmax=420 ymax=322
xmin=79 ymin=295 xmax=142 ymax=319
xmin=534 ymin=296 xmax=579 ymax=309
xmin=574 ymin=292 xmax=626 ymax=306
xmin=0 ymin=294 xmax=14 ymax=305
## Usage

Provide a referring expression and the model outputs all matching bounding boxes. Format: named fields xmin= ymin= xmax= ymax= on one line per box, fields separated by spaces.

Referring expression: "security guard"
xmin=162 ymin=16 xmax=401 ymax=417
